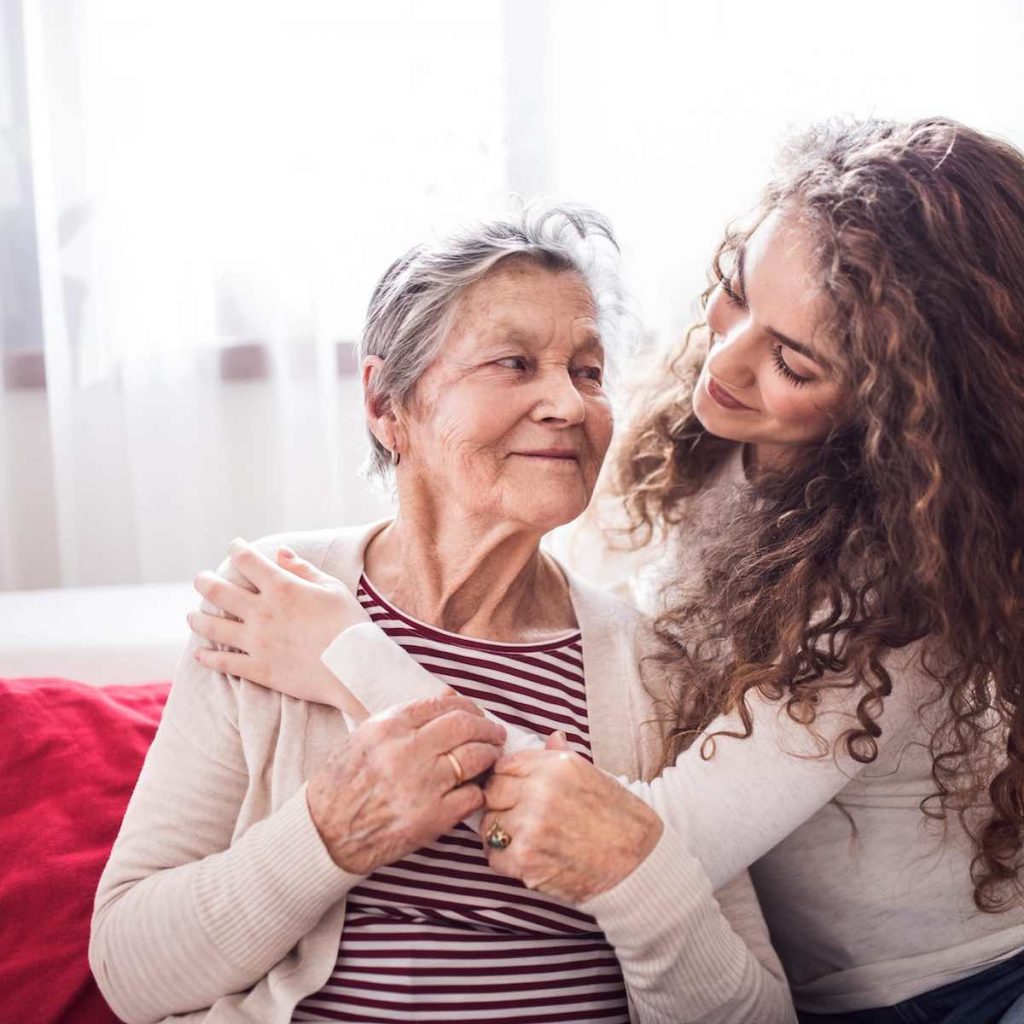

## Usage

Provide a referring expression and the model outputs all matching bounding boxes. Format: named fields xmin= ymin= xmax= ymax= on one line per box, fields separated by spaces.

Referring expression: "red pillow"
xmin=0 ymin=677 xmax=171 ymax=1024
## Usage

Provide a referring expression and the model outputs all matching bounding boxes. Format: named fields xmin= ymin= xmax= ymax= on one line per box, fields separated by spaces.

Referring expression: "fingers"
xmin=441 ymin=740 xmax=503 ymax=788
xmin=276 ymin=547 xmax=326 ymax=582
xmin=479 ymin=808 xmax=519 ymax=873
xmin=482 ymin=771 xmax=521 ymax=811
xmin=491 ymin=749 xmax=543 ymax=779
xmin=186 ymin=609 xmax=244 ymax=649
xmin=438 ymin=782 xmax=486 ymax=826
xmin=193 ymin=570 xmax=256 ymax=620
xmin=387 ymin=692 xmax=487 ymax=731
xmin=227 ymin=538 xmax=285 ymax=592
xmin=418 ymin=707 xmax=507 ymax=755
xmin=193 ymin=644 xmax=259 ymax=681
xmin=545 ymin=730 xmax=570 ymax=751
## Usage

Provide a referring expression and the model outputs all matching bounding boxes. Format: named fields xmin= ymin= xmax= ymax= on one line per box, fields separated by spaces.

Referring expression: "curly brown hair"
xmin=616 ymin=117 xmax=1024 ymax=912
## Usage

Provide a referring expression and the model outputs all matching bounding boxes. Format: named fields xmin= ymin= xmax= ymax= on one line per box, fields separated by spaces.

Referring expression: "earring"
xmin=391 ymin=448 xmax=401 ymax=467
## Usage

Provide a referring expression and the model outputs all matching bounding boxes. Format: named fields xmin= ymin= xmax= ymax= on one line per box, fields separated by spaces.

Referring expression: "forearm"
xmin=580 ymin=825 xmax=796 ymax=1024
xmin=324 ymin=622 xmax=545 ymax=759
xmin=92 ymin=781 xmax=358 ymax=1022
xmin=90 ymin=544 xmax=374 ymax=1022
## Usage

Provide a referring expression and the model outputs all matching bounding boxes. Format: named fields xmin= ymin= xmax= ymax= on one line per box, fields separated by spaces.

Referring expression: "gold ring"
xmin=485 ymin=820 xmax=512 ymax=850
xmin=445 ymin=750 xmax=465 ymax=787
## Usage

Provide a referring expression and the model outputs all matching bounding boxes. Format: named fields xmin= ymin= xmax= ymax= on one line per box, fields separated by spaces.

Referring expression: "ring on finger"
xmin=445 ymin=750 xmax=465 ymax=787
xmin=485 ymin=819 xmax=512 ymax=850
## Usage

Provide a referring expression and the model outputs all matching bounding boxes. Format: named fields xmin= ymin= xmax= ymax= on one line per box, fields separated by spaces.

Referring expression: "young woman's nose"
xmin=707 ymin=325 xmax=759 ymax=389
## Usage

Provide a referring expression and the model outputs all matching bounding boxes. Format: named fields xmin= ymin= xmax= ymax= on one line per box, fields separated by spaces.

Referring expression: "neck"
xmin=746 ymin=441 xmax=794 ymax=481
xmin=363 ymin=498 xmax=575 ymax=643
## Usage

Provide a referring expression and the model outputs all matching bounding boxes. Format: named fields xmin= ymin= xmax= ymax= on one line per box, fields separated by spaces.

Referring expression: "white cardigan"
xmin=89 ymin=520 xmax=794 ymax=1024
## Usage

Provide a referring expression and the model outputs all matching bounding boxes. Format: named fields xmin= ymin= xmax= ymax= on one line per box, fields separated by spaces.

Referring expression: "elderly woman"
xmin=89 ymin=205 xmax=793 ymax=1024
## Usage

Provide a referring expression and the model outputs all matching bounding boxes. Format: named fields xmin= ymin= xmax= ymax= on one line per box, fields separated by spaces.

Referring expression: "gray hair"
xmin=359 ymin=201 xmax=632 ymax=478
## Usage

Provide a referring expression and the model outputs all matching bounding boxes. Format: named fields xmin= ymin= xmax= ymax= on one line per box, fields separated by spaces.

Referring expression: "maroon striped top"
xmin=291 ymin=575 xmax=629 ymax=1023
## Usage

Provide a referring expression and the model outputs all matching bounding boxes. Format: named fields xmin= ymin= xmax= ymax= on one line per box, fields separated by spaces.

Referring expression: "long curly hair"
xmin=616 ymin=118 xmax=1024 ymax=912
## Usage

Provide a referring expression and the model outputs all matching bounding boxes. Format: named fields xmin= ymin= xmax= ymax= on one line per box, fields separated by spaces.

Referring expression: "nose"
xmin=532 ymin=367 xmax=586 ymax=426
xmin=706 ymin=323 xmax=758 ymax=390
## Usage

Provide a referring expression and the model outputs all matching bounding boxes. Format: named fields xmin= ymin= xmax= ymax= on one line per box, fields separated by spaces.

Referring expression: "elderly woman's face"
xmin=400 ymin=260 xmax=612 ymax=532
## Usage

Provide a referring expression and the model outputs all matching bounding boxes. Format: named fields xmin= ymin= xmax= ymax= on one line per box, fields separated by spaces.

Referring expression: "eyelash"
xmin=719 ymin=278 xmax=815 ymax=388
xmin=496 ymin=357 xmax=603 ymax=383
xmin=770 ymin=343 xmax=813 ymax=387
xmin=720 ymin=276 xmax=745 ymax=308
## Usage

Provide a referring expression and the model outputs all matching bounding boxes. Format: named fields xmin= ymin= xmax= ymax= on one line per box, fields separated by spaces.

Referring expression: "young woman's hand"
xmin=309 ymin=693 xmax=507 ymax=874
xmin=187 ymin=539 xmax=370 ymax=713
xmin=481 ymin=732 xmax=663 ymax=905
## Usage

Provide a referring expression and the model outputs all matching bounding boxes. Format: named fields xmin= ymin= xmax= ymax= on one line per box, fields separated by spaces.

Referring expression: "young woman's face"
xmin=694 ymin=209 xmax=846 ymax=460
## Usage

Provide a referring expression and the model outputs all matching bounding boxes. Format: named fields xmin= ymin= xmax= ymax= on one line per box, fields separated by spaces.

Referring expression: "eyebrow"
xmin=575 ymin=333 xmax=605 ymax=356
xmin=492 ymin=328 xmax=605 ymax=356
xmin=735 ymin=245 xmax=833 ymax=371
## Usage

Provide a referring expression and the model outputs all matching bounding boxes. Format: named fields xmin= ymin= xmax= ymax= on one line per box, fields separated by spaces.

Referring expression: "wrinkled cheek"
xmin=586 ymin=403 xmax=614 ymax=470
xmin=431 ymin=417 xmax=504 ymax=479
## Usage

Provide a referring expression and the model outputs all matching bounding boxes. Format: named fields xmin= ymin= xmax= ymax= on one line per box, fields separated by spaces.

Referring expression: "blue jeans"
xmin=797 ymin=949 xmax=1024 ymax=1024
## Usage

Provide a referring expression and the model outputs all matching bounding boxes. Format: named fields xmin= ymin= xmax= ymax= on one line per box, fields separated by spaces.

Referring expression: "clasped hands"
xmin=187 ymin=539 xmax=662 ymax=905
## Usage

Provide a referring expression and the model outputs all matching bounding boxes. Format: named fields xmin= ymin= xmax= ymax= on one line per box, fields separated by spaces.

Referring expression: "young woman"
xmin=188 ymin=117 xmax=1024 ymax=1022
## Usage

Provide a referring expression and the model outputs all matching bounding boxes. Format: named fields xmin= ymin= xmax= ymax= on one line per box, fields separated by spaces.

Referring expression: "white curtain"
xmin=1 ymin=0 xmax=532 ymax=589
xmin=2 ymin=0 xmax=1022 ymax=591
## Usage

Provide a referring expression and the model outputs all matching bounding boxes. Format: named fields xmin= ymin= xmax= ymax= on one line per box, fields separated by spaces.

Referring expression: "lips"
xmin=706 ymin=377 xmax=755 ymax=412
xmin=515 ymin=451 xmax=579 ymax=460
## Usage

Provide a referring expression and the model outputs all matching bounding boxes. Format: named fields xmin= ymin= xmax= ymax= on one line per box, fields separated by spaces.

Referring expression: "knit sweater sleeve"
xmin=581 ymin=828 xmax=796 ymax=1024
xmin=625 ymin=641 xmax=930 ymax=891
xmin=89 ymin=557 xmax=363 ymax=1024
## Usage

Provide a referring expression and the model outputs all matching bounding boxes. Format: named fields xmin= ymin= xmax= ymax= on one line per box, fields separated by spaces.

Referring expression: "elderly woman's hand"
xmin=310 ymin=692 xmax=506 ymax=874
xmin=481 ymin=733 xmax=663 ymax=905
xmin=188 ymin=539 xmax=369 ymax=712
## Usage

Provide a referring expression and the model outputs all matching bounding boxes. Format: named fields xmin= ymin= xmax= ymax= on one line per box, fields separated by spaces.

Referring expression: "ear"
xmin=362 ymin=356 xmax=404 ymax=454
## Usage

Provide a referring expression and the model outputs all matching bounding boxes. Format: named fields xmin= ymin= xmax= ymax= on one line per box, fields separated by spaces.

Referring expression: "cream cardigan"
xmin=89 ymin=520 xmax=793 ymax=1024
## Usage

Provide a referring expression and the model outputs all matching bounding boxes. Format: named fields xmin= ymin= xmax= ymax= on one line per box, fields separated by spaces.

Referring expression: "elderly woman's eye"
xmin=575 ymin=366 xmax=604 ymax=383
xmin=495 ymin=356 xmax=529 ymax=371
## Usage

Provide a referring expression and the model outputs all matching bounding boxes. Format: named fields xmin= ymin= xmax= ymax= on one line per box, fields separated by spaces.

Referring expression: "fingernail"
xmin=229 ymin=537 xmax=246 ymax=551
xmin=279 ymin=546 xmax=295 ymax=559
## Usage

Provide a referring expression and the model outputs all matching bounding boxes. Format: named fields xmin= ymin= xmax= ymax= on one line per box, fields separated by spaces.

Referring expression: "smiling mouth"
xmin=513 ymin=451 xmax=580 ymax=461
xmin=706 ymin=377 xmax=756 ymax=412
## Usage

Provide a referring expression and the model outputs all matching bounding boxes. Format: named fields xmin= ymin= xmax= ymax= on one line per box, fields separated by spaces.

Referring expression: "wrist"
xmin=590 ymin=804 xmax=664 ymax=901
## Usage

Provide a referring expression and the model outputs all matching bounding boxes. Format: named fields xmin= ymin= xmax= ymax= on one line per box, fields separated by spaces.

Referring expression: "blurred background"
xmin=2 ymin=0 xmax=1022 ymax=593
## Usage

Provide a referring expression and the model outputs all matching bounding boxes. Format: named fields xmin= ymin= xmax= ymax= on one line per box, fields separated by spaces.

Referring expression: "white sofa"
xmin=0 ymin=582 xmax=196 ymax=685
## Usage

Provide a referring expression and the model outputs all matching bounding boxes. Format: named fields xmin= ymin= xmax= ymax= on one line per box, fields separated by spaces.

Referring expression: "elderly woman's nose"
xmin=534 ymin=369 xmax=587 ymax=423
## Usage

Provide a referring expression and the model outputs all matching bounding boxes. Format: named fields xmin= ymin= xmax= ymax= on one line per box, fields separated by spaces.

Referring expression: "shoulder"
xmin=561 ymin=559 xmax=651 ymax=634
xmin=210 ymin=520 xmax=390 ymax=591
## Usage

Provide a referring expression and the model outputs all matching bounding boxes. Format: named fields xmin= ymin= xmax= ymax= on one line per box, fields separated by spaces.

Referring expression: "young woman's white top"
xmin=554 ymin=443 xmax=1024 ymax=1012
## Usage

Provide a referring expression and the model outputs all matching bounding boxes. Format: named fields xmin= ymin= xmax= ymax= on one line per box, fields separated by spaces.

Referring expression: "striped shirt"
xmin=292 ymin=574 xmax=629 ymax=1023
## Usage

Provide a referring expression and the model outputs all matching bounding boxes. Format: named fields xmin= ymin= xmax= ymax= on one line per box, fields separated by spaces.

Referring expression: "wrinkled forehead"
xmin=443 ymin=260 xmax=603 ymax=352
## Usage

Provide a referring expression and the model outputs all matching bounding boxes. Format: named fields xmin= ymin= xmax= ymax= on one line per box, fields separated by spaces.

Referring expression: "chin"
xmin=518 ymin=495 xmax=590 ymax=534
xmin=693 ymin=393 xmax=757 ymax=444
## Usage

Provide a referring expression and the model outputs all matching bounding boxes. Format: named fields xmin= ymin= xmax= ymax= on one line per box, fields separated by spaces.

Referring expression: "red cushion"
xmin=0 ymin=677 xmax=170 ymax=1024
